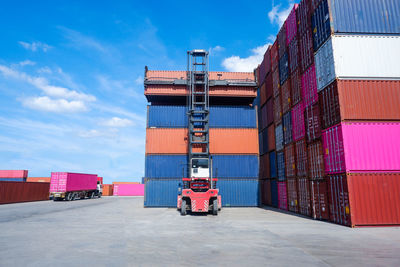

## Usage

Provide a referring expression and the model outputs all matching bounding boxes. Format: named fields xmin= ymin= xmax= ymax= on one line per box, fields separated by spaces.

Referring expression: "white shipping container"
xmin=315 ymin=35 xmax=400 ymax=91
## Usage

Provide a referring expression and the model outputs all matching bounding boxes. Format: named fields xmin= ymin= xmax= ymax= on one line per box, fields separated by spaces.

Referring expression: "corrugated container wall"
xmin=0 ymin=182 xmax=50 ymax=204
xmin=271 ymin=179 xmax=278 ymax=208
xmin=288 ymin=37 xmax=299 ymax=74
xmin=301 ymin=64 xmax=318 ymax=108
xmin=287 ymin=177 xmax=298 ymax=213
xmin=273 ymin=94 xmax=282 ymax=124
xmin=299 ymin=27 xmax=314 ymax=73
xmin=284 ymin=143 xmax=296 ymax=178
xmin=291 ymin=102 xmax=305 ymax=141
xmin=0 ymin=170 xmax=28 ymax=178
xmin=298 ymin=177 xmax=311 ymax=217
xmin=295 ymin=139 xmax=308 ymax=177
xmin=308 ymin=141 xmax=325 ymax=179
xmin=285 ymin=4 xmax=298 ymax=45
xmin=305 ymin=103 xmax=321 ymax=142
xmin=279 ymin=52 xmax=289 ymax=85
xmin=269 ymin=151 xmax=277 ymax=178
xmin=278 ymin=181 xmax=288 ymax=210
xmin=278 ymin=22 xmax=287 ymax=57
xmin=281 ymin=79 xmax=291 ymax=113
xmin=290 ymin=68 xmax=302 ymax=105
xmin=277 ymin=151 xmax=285 ymax=181
xmin=275 ymin=124 xmax=284 ymax=151
xmin=282 ymin=111 xmax=293 ymax=145
xmin=310 ymin=179 xmax=330 ymax=220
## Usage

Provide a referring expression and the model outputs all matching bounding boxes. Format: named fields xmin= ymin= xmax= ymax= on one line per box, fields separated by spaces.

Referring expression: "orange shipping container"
xmin=145 ymin=85 xmax=257 ymax=98
xmin=102 ymin=184 xmax=114 ymax=196
xmin=146 ymin=128 xmax=259 ymax=154
xmin=27 ymin=177 xmax=51 ymax=183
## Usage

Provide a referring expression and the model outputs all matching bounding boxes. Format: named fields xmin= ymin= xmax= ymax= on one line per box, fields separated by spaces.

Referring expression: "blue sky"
xmin=0 ymin=0 xmax=296 ymax=183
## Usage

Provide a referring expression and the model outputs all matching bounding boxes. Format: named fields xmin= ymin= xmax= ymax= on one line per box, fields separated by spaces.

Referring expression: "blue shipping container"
xmin=144 ymin=178 xmax=259 ymax=207
xmin=277 ymin=151 xmax=285 ymax=181
xmin=283 ymin=111 xmax=293 ymax=145
xmin=275 ymin=124 xmax=284 ymax=151
xmin=271 ymin=179 xmax=278 ymax=208
xmin=259 ymin=129 xmax=268 ymax=156
xmin=0 ymin=178 xmax=26 ymax=182
xmin=147 ymin=105 xmax=257 ymax=128
xmin=269 ymin=151 xmax=277 ymax=178
xmin=145 ymin=155 xmax=259 ymax=179
xmin=311 ymin=0 xmax=331 ymax=51
xmin=279 ymin=52 xmax=289 ymax=85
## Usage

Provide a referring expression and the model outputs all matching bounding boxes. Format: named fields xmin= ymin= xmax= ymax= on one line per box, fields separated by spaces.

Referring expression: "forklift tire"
xmin=180 ymin=199 xmax=187 ymax=216
xmin=212 ymin=199 xmax=218 ymax=215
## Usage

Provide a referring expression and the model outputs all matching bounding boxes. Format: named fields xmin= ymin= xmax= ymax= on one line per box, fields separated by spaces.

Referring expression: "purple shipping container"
xmin=301 ymin=64 xmax=318 ymax=108
xmin=113 ymin=184 xmax=144 ymax=196
xmin=266 ymin=98 xmax=274 ymax=126
xmin=278 ymin=22 xmax=287 ymax=58
xmin=299 ymin=27 xmax=314 ymax=73
xmin=297 ymin=0 xmax=310 ymax=36
xmin=291 ymin=68 xmax=302 ymax=106
xmin=50 ymin=172 xmax=97 ymax=193
xmin=322 ymin=122 xmax=400 ymax=174
xmin=278 ymin=181 xmax=288 ymax=210
xmin=288 ymin=36 xmax=299 ymax=74
xmin=286 ymin=4 xmax=299 ymax=45
xmin=292 ymin=102 xmax=305 ymax=141
xmin=305 ymin=103 xmax=322 ymax=143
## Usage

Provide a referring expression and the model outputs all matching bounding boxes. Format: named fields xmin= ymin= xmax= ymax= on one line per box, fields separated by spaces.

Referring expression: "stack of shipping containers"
xmin=144 ymin=70 xmax=259 ymax=207
xmin=258 ymin=0 xmax=400 ymax=227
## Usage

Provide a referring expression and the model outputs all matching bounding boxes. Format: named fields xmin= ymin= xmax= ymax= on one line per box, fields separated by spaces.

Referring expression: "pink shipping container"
xmin=301 ymin=64 xmax=318 ymax=108
xmin=291 ymin=102 xmax=305 ymax=141
xmin=50 ymin=172 xmax=97 ymax=193
xmin=286 ymin=4 xmax=299 ymax=45
xmin=298 ymin=177 xmax=311 ymax=217
xmin=0 ymin=170 xmax=28 ymax=178
xmin=113 ymin=184 xmax=144 ymax=196
xmin=322 ymin=122 xmax=400 ymax=173
xmin=277 ymin=181 xmax=288 ymax=210
xmin=291 ymin=68 xmax=302 ymax=106
xmin=295 ymin=139 xmax=308 ymax=177
xmin=305 ymin=103 xmax=321 ymax=143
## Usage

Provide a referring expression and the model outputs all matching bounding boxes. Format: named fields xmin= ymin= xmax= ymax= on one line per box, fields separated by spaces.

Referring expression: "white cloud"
xmin=19 ymin=60 xmax=36 ymax=66
xmin=268 ymin=1 xmax=294 ymax=27
xmin=101 ymin=117 xmax=133 ymax=128
xmin=78 ymin=129 xmax=102 ymax=138
xmin=37 ymin=67 xmax=52 ymax=74
xmin=59 ymin=26 xmax=106 ymax=52
xmin=22 ymin=96 xmax=87 ymax=113
xmin=221 ymin=43 xmax=270 ymax=72
xmin=135 ymin=76 xmax=143 ymax=85
xmin=18 ymin=41 xmax=52 ymax=52
xmin=209 ymin=45 xmax=225 ymax=55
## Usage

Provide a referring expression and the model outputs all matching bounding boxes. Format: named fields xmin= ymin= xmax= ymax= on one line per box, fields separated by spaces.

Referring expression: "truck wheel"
xmin=70 ymin=193 xmax=76 ymax=201
xmin=66 ymin=193 xmax=72 ymax=201
xmin=180 ymin=199 xmax=187 ymax=216
xmin=212 ymin=199 xmax=218 ymax=215
xmin=98 ymin=193 xmax=102 ymax=198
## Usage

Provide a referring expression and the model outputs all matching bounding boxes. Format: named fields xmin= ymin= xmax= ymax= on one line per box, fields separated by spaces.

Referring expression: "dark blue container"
xmin=311 ymin=0 xmax=331 ymax=51
xmin=144 ymin=178 xmax=259 ymax=207
xmin=270 ymin=179 xmax=278 ymax=208
xmin=259 ymin=129 xmax=268 ymax=156
xmin=283 ymin=111 xmax=293 ymax=145
xmin=269 ymin=151 xmax=277 ymax=178
xmin=279 ymin=52 xmax=289 ymax=85
xmin=147 ymin=105 xmax=257 ymax=128
xmin=0 ymin=178 xmax=26 ymax=182
xmin=277 ymin=151 xmax=285 ymax=181
xmin=145 ymin=155 xmax=259 ymax=179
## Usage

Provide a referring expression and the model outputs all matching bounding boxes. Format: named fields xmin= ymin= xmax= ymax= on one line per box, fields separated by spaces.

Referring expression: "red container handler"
xmin=297 ymin=177 xmax=311 ymax=217
xmin=271 ymin=41 xmax=279 ymax=71
xmin=284 ymin=143 xmax=296 ymax=178
xmin=310 ymin=179 xmax=329 ymax=220
xmin=260 ymin=179 xmax=272 ymax=206
xmin=299 ymin=27 xmax=314 ymax=73
xmin=290 ymin=68 xmax=302 ymax=106
xmin=287 ymin=177 xmax=299 ymax=213
xmin=291 ymin=101 xmax=305 ymax=141
xmin=273 ymin=94 xmax=282 ymax=125
xmin=295 ymin=139 xmax=308 ymax=177
xmin=281 ymin=78 xmax=291 ymax=113
xmin=301 ymin=64 xmax=318 ymax=108
xmin=308 ymin=140 xmax=325 ymax=179
xmin=272 ymin=68 xmax=280 ymax=97
xmin=0 ymin=181 xmax=50 ymax=204
xmin=277 ymin=181 xmax=288 ymax=210
xmin=305 ymin=103 xmax=321 ymax=143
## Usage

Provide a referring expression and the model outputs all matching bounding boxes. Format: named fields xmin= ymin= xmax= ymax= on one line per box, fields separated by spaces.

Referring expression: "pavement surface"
xmin=1 ymin=197 xmax=400 ymax=267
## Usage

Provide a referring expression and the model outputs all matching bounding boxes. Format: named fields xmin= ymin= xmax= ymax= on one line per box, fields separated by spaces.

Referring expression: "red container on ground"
xmin=259 ymin=154 xmax=270 ymax=179
xmin=260 ymin=179 xmax=272 ymax=206
xmin=287 ymin=177 xmax=299 ymax=213
xmin=284 ymin=143 xmax=296 ymax=178
xmin=266 ymin=98 xmax=274 ymax=126
xmin=299 ymin=27 xmax=314 ymax=73
xmin=305 ymin=103 xmax=321 ymax=143
xmin=295 ymin=139 xmax=308 ymax=177
xmin=308 ymin=140 xmax=325 ymax=179
xmin=291 ymin=102 xmax=305 ymax=141
xmin=0 ymin=170 xmax=28 ymax=178
xmin=290 ymin=68 xmax=302 ymax=106
xmin=310 ymin=179 xmax=329 ymax=220
xmin=271 ymin=41 xmax=279 ymax=71
xmin=301 ymin=64 xmax=318 ymax=108
xmin=0 ymin=181 xmax=50 ymax=204
xmin=278 ymin=181 xmax=288 ymax=210
xmin=268 ymin=124 xmax=276 ymax=152
xmin=272 ymin=68 xmax=280 ymax=97
xmin=281 ymin=78 xmax=291 ymax=113
xmin=273 ymin=95 xmax=282 ymax=125
xmin=297 ymin=177 xmax=311 ymax=217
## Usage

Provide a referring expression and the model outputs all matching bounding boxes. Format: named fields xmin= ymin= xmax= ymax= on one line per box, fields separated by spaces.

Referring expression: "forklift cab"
xmin=190 ymin=158 xmax=210 ymax=178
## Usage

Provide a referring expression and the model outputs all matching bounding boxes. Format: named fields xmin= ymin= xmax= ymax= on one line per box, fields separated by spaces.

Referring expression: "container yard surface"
xmin=1 ymin=197 xmax=400 ymax=266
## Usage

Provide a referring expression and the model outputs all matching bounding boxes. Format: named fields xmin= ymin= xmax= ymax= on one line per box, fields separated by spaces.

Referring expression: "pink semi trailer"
xmin=50 ymin=172 xmax=102 ymax=201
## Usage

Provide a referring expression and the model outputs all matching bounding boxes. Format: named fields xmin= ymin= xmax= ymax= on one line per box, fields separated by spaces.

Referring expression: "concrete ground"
xmin=0 ymin=197 xmax=399 ymax=267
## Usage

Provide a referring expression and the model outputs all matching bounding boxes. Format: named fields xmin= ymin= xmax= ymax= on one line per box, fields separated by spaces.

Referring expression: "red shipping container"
xmin=288 ymin=36 xmax=299 ymax=74
xmin=290 ymin=68 xmax=302 ymax=105
xmin=319 ymin=80 xmax=340 ymax=130
xmin=291 ymin=102 xmax=305 ymax=141
xmin=0 ymin=181 xmax=50 ymax=204
xmin=268 ymin=124 xmax=276 ymax=152
xmin=264 ymin=46 xmax=272 ymax=76
xmin=281 ymin=79 xmax=291 ymax=113
xmin=265 ymin=72 xmax=273 ymax=101
xmin=308 ymin=140 xmax=325 ymax=179
xmin=260 ymin=82 xmax=267 ymax=107
xmin=287 ymin=177 xmax=299 ymax=213
xmin=271 ymin=41 xmax=279 ymax=71
xmin=301 ymin=64 xmax=318 ymax=108
xmin=272 ymin=68 xmax=280 ymax=97
xmin=266 ymin=98 xmax=274 ymax=126
xmin=260 ymin=104 xmax=268 ymax=131
xmin=255 ymin=65 xmax=260 ymax=86
xmin=286 ymin=4 xmax=299 ymax=45
xmin=273 ymin=94 xmax=282 ymax=125
xmin=297 ymin=0 xmax=310 ymax=36
xmin=278 ymin=22 xmax=287 ymax=58
xmin=299 ymin=27 xmax=314 ymax=73
xmin=260 ymin=179 xmax=272 ymax=206
xmin=295 ymin=139 xmax=308 ymax=177
xmin=278 ymin=181 xmax=288 ymax=210
xmin=297 ymin=177 xmax=311 ymax=216
xmin=305 ymin=103 xmax=322 ymax=143
xmin=284 ymin=143 xmax=296 ymax=178
xmin=310 ymin=179 xmax=330 ymax=220
xmin=0 ymin=170 xmax=28 ymax=178
xmin=259 ymin=154 xmax=270 ymax=179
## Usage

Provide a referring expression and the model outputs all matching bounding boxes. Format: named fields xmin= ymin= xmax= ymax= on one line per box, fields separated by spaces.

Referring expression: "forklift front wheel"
xmin=212 ymin=199 xmax=218 ymax=215
xmin=180 ymin=199 xmax=187 ymax=216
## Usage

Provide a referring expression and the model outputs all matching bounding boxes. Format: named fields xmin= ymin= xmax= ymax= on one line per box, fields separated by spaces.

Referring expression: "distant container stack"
xmin=257 ymin=0 xmax=400 ymax=227
xmin=144 ymin=69 xmax=259 ymax=207
xmin=0 ymin=170 xmax=28 ymax=182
